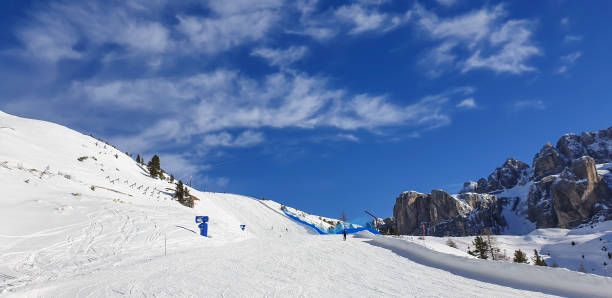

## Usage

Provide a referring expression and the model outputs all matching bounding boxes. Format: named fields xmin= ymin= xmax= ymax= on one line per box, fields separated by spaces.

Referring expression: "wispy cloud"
xmin=251 ymin=46 xmax=309 ymax=67
xmin=563 ymin=35 xmax=582 ymax=44
xmin=556 ymin=51 xmax=582 ymax=74
xmin=202 ymin=131 xmax=265 ymax=148
xmin=336 ymin=133 xmax=359 ymax=142
xmin=291 ymin=0 xmax=411 ymax=40
xmin=456 ymin=98 xmax=477 ymax=109
xmin=413 ymin=4 xmax=541 ymax=76
xmin=560 ymin=17 xmax=570 ymax=27
xmin=78 ymin=68 xmax=474 ymax=153
xmin=16 ymin=1 xmax=171 ymax=63
xmin=511 ymin=100 xmax=546 ymax=112
xmin=158 ymin=153 xmax=210 ymax=182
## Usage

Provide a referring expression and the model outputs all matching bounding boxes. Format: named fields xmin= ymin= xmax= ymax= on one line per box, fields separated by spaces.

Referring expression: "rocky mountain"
xmin=391 ymin=127 xmax=612 ymax=236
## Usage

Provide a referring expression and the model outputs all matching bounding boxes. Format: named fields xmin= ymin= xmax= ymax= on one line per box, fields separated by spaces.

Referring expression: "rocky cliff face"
xmin=392 ymin=127 xmax=612 ymax=235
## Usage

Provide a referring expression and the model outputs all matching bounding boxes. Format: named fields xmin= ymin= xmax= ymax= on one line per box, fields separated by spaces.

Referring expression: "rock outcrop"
xmin=533 ymin=142 xmax=566 ymax=180
xmin=550 ymin=156 xmax=612 ymax=228
xmin=464 ymin=158 xmax=530 ymax=193
xmin=392 ymin=127 xmax=612 ymax=235
xmin=393 ymin=190 xmax=506 ymax=236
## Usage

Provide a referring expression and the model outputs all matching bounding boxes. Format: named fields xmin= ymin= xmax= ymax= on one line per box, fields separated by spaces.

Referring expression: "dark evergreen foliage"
xmin=175 ymin=180 xmax=194 ymax=208
xmin=532 ymin=249 xmax=547 ymax=266
xmin=147 ymin=155 xmax=161 ymax=178
xmin=513 ymin=249 xmax=528 ymax=263
xmin=468 ymin=236 xmax=489 ymax=259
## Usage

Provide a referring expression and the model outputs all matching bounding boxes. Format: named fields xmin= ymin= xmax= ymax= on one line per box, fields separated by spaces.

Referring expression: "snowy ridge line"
xmin=256 ymin=200 xmax=291 ymax=219
xmin=358 ymin=233 xmax=612 ymax=298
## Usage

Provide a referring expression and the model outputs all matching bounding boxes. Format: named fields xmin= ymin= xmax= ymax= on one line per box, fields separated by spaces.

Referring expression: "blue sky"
xmin=1 ymin=0 xmax=611 ymax=219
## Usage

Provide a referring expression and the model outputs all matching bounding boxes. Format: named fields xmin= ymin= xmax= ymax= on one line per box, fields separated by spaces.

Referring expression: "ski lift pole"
xmin=364 ymin=210 xmax=379 ymax=230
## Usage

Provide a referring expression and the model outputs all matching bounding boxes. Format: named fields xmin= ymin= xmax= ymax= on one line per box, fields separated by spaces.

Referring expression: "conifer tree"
xmin=532 ymin=249 xmax=547 ymax=266
xmin=468 ymin=236 xmax=489 ymax=259
xmin=513 ymin=249 xmax=528 ymax=263
xmin=136 ymin=154 xmax=141 ymax=164
xmin=147 ymin=155 xmax=161 ymax=178
xmin=175 ymin=180 xmax=184 ymax=202
xmin=184 ymin=186 xmax=194 ymax=208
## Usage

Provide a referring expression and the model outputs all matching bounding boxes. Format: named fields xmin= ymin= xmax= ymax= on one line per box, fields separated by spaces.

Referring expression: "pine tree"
xmin=136 ymin=154 xmax=141 ymax=164
xmin=175 ymin=180 xmax=184 ymax=202
xmin=184 ymin=186 xmax=194 ymax=208
xmin=483 ymin=228 xmax=499 ymax=260
xmin=147 ymin=155 xmax=161 ymax=178
xmin=513 ymin=249 xmax=528 ymax=263
xmin=175 ymin=182 xmax=194 ymax=208
xmin=532 ymin=249 xmax=547 ymax=266
xmin=468 ymin=236 xmax=489 ymax=259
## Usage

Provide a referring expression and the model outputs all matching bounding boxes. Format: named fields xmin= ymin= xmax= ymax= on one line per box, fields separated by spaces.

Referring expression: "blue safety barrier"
xmin=281 ymin=209 xmax=327 ymax=234
xmin=281 ymin=209 xmax=379 ymax=235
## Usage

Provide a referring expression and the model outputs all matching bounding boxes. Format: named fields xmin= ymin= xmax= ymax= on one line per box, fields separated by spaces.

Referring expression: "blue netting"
xmin=282 ymin=209 xmax=379 ymax=235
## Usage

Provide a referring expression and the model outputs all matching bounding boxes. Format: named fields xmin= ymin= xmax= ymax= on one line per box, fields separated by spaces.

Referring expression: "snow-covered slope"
xmin=394 ymin=220 xmax=612 ymax=278
xmin=1 ymin=110 xmax=612 ymax=297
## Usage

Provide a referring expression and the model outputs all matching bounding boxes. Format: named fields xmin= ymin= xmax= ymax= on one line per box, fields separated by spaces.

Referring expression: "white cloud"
xmin=158 ymin=153 xmax=209 ymax=181
xmin=556 ymin=51 xmax=582 ymax=74
xmin=16 ymin=1 xmax=171 ymax=63
xmin=81 ymin=69 xmax=472 ymax=153
xmin=251 ymin=46 xmax=309 ymax=67
xmin=216 ymin=177 xmax=229 ymax=187
xmin=176 ymin=11 xmax=278 ymax=54
xmin=202 ymin=131 xmax=264 ymax=148
xmin=456 ymin=98 xmax=477 ymax=109
xmin=413 ymin=4 xmax=541 ymax=75
xmin=15 ymin=0 xmax=286 ymax=62
xmin=563 ymin=35 xmax=582 ymax=44
xmin=336 ymin=133 xmax=359 ymax=142
xmin=291 ymin=0 xmax=411 ymax=40
xmin=560 ymin=17 xmax=569 ymax=26
xmin=334 ymin=4 xmax=403 ymax=35
xmin=561 ymin=51 xmax=582 ymax=64
xmin=511 ymin=100 xmax=546 ymax=111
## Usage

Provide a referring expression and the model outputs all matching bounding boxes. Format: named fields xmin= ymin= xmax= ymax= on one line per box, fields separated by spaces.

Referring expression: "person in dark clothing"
xmin=343 ymin=229 xmax=347 ymax=241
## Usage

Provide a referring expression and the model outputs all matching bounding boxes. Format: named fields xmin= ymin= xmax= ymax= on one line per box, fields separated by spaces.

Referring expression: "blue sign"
xmin=198 ymin=222 xmax=208 ymax=237
xmin=195 ymin=216 xmax=209 ymax=223
xmin=196 ymin=216 xmax=209 ymax=237
xmin=240 ymin=224 xmax=246 ymax=231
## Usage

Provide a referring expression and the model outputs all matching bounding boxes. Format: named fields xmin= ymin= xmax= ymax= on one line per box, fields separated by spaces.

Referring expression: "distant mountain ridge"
xmin=392 ymin=127 xmax=612 ymax=236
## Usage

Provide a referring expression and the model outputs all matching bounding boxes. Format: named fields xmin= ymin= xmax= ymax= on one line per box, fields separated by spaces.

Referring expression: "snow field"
xmin=2 ymin=110 xmax=612 ymax=297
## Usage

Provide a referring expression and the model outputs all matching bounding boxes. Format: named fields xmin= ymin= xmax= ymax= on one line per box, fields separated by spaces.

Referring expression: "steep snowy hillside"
xmin=1 ymin=110 xmax=611 ymax=297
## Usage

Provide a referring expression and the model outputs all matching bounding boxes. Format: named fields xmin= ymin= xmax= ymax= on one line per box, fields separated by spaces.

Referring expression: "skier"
xmin=343 ymin=229 xmax=347 ymax=241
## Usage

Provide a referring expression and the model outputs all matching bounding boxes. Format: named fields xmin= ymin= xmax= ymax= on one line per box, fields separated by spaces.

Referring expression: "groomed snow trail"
xmin=7 ymin=235 xmax=558 ymax=298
